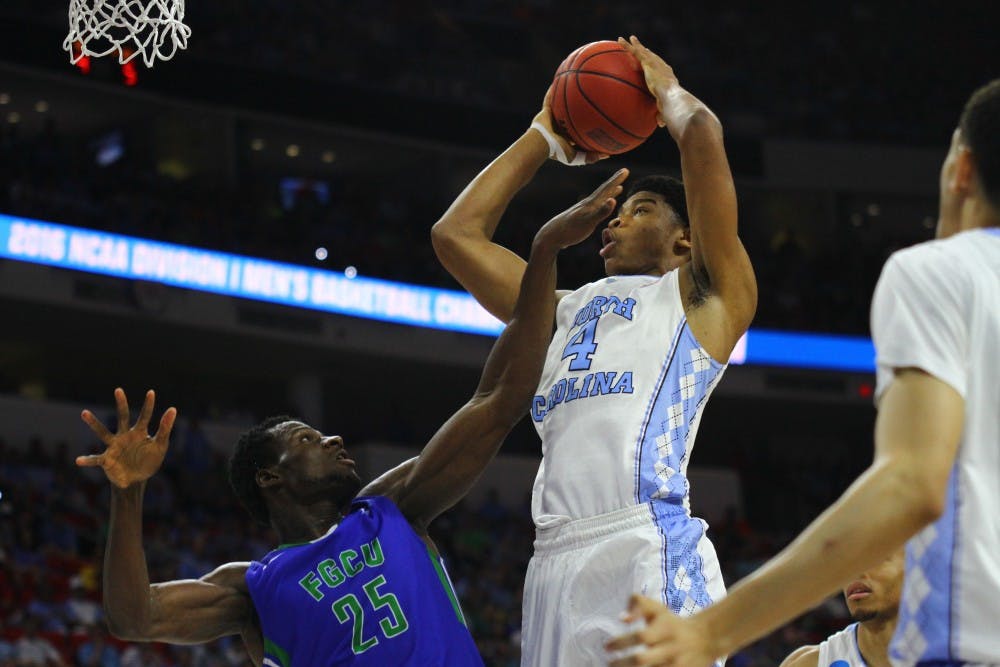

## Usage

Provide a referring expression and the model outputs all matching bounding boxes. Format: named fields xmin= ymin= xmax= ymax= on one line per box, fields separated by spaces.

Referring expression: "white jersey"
xmin=871 ymin=227 xmax=1000 ymax=665
xmin=530 ymin=271 xmax=726 ymax=524
xmin=817 ymin=624 xmax=866 ymax=667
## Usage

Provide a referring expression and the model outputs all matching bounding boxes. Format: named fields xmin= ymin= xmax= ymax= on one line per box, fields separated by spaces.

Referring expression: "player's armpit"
xmin=778 ymin=645 xmax=819 ymax=667
xmin=115 ymin=562 xmax=254 ymax=644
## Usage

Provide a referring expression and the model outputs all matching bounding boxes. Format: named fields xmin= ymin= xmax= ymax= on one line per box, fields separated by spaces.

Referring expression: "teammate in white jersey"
xmin=607 ymin=79 xmax=1000 ymax=667
xmin=781 ymin=551 xmax=903 ymax=667
xmin=433 ymin=36 xmax=757 ymax=665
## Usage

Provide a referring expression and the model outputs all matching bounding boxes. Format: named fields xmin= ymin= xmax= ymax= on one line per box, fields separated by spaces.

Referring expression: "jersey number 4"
xmin=562 ymin=319 xmax=599 ymax=371
xmin=332 ymin=575 xmax=409 ymax=655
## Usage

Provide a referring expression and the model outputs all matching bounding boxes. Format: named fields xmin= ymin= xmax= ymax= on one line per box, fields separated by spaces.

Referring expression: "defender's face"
xmin=842 ymin=551 xmax=905 ymax=623
xmin=270 ymin=421 xmax=361 ymax=498
xmin=600 ymin=192 xmax=689 ymax=277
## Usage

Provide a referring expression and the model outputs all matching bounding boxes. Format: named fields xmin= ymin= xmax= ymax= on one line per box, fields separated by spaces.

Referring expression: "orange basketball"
xmin=550 ymin=41 xmax=659 ymax=155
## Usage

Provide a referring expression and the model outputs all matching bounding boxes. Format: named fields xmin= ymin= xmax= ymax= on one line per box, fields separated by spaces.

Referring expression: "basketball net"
xmin=64 ymin=0 xmax=191 ymax=68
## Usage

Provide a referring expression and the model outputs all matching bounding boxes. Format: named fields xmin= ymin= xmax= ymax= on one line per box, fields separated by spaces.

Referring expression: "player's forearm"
xmin=103 ymin=483 xmax=157 ymax=639
xmin=433 ymin=130 xmax=549 ymax=241
xmin=696 ymin=459 xmax=936 ymax=660
xmin=476 ymin=238 xmax=558 ymax=415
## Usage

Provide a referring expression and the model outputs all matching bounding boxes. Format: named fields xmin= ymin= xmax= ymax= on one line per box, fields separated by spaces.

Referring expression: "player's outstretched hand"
xmin=605 ymin=594 xmax=716 ymax=667
xmin=618 ymin=35 xmax=678 ymax=128
xmin=77 ymin=388 xmax=177 ymax=489
xmin=535 ymin=168 xmax=628 ymax=251
xmin=531 ymin=85 xmax=609 ymax=165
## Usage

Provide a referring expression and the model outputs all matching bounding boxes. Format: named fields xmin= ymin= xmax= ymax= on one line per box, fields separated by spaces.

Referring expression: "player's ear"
xmin=256 ymin=466 xmax=282 ymax=489
xmin=674 ymin=226 xmax=692 ymax=253
xmin=953 ymin=145 xmax=976 ymax=196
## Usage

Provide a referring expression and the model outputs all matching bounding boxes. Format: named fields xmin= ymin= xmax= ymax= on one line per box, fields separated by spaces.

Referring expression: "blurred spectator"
xmin=76 ymin=626 xmax=121 ymax=667
xmin=14 ymin=617 xmax=66 ymax=667
xmin=120 ymin=644 xmax=166 ymax=667
xmin=62 ymin=582 xmax=102 ymax=631
xmin=24 ymin=585 xmax=65 ymax=633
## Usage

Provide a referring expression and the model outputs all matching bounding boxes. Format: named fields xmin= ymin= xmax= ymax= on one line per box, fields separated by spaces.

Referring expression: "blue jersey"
xmin=245 ymin=495 xmax=483 ymax=667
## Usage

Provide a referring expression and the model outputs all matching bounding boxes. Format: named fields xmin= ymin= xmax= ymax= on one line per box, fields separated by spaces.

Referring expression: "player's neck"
xmin=856 ymin=616 xmax=896 ymax=667
xmin=271 ymin=501 xmax=344 ymax=544
xmin=960 ymin=197 xmax=1000 ymax=232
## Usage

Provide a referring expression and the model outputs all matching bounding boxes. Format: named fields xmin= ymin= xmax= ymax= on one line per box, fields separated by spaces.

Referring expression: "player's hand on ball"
xmin=618 ymin=35 xmax=679 ymax=128
xmin=532 ymin=86 xmax=609 ymax=165
xmin=77 ymin=388 xmax=177 ymax=489
xmin=606 ymin=595 xmax=716 ymax=667
xmin=535 ymin=168 xmax=628 ymax=251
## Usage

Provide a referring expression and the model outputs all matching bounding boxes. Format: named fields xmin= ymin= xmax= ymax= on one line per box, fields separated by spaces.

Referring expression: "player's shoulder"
xmin=351 ymin=494 xmax=405 ymax=520
xmin=198 ymin=561 xmax=252 ymax=591
xmin=886 ymin=228 xmax=996 ymax=280
xmin=779 ymin=644 xmax=820 ymax=667
xmin=878 ymin=235 xmax=976 ymax=301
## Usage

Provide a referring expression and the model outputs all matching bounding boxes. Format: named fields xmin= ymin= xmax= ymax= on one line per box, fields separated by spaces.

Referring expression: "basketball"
xmin=550 ymin=41 xmax=659 ymax=155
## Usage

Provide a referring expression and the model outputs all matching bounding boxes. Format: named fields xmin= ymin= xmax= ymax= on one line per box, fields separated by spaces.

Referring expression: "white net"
xmin=64 ymin=0 xmax=191 ymax=68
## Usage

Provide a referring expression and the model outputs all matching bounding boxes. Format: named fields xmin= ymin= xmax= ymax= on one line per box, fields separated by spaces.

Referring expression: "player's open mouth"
xmin=600 ymin=229 xmax=617 ymax=257
xmin=336 ymin=450 xmax=355 ymax=466
xmin=845 ymin=582 xmax=871 ymax=600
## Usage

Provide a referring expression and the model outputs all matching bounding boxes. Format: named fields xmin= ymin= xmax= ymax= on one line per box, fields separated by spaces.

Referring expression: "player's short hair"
xmin=229 ymin=415 xmax=293 ymax=526
xmin=960 ymin=79 xmax=1000 ymax=211
xmin=626 ymin=175 xmax=689 ymax=228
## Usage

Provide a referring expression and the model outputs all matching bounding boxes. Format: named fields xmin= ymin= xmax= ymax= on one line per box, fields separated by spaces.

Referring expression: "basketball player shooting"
xmin=607 ymin=80 xmax=1000 ymax=667
xmin=780 ymin=551 xmax=904 ymax=667
xmin=433 ymin=36 xmax=757 ymax=665
xmin=74 ymin=172 xmax=626 ymax=667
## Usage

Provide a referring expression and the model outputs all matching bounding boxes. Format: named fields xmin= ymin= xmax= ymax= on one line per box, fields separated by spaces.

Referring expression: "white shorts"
xmin=520 ymin=501 xmax=726 ymax=667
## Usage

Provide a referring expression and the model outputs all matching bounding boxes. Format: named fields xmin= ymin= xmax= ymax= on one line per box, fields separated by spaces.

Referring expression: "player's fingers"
xmin=598 ymin=168 xmax=630 ymax=192
xmin=597 ymin=198 xmax=618 ymax=216
xmin=628 ymin=594 xmax=671 ymax=623
xmin=543 ymin=84 xmax=554 ymax=109
xmin=114 ymin=387 xmax=130 ymax=433
xmin=136 ymin=389 xmax=155 ymax=430
xmin=606 ymin=630 xmax=643 ymax=652
xmin=154 ymin=407 xmax=178 ymax=444
xmin=81 ymin=409 xmax=113 ymax=443
xmin=75 ymin=454 xmax=105 ymax=468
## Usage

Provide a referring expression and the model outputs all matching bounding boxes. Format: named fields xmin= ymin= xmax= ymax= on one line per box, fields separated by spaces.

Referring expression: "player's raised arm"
xmin=371 ymin=170 xmax=627 ymax=531
xmin=432 ymin=90 xmax=605 ymax=323
xmin=621 ymin=36 xmax=757 ymax=342
xmin=77 ymin=389 xmax=255 ymax=646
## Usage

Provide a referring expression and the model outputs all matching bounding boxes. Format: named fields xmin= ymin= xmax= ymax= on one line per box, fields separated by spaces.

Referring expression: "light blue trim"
xmin=890 ymin=467 xmax=960 ymax=664
xmin=652 ymin=505 xmax=714 ymax=615
xmin=633 ymin=320 xmax=686 ymax=505
xmin=634 ymin=323 xmax=723 ymax=505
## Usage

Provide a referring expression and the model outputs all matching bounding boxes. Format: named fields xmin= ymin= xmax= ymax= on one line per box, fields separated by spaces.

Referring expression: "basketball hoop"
xmin=64 ymin=0 xmax=191 ymax=68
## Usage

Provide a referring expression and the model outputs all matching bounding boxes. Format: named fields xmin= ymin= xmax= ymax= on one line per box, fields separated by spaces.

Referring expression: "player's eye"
xmin=300 ymin=434 xmax=311 ymax=443
xmin=635 ymin=207 xmax=647 ymax=215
